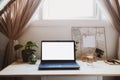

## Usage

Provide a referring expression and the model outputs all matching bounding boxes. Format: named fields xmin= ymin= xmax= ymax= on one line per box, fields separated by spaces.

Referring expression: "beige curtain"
xmin=97 ymin=0 xmax=120 ymax=33
xmin=97 ymin=0 xmax=120 ymax=59
xmin=0 ymin=0 xmax=41 ymax=69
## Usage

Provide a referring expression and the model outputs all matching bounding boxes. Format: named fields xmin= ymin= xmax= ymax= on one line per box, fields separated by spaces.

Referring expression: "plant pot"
xmin=22 ymin=50 xmax=31 ymax=62
xmin=29 ymin=54 xmax=37 ymax=64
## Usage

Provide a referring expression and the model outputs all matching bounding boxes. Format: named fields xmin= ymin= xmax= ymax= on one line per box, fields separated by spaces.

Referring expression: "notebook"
xmin=38 ymin=40 xmax=80 ymax=70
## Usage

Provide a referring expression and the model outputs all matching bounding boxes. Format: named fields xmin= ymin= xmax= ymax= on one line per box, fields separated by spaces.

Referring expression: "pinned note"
xmin=83 ymin=36 xmax=96 ymax=48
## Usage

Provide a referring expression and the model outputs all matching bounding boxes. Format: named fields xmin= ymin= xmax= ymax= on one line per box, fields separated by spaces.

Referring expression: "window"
xmin=0 ymin=0 xmax=10 ymax=11
xmin=42 ymin=0 xmax=97 ymax=20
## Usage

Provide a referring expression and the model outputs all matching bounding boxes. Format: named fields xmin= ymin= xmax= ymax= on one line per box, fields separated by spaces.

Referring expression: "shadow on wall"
xmin=0 ymin=32 xmax=8 ymax=70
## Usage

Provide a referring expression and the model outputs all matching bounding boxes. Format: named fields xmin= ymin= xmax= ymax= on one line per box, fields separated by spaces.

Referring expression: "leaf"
xmin=14 ymin=41 xmax=38 ymax=54
xmin=95 ymin=48 xmax=104 ymax=58
xmin=14 ymin=44 xmax=23 ymax=51
xmin=25 ymin=41 xmax=38 ymax=49
xmin=33 ymin=42 xmax=38 ymax=48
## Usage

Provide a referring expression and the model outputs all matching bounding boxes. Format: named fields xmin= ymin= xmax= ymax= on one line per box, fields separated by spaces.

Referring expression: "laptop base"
xmin=38 ymin=62 xmax=80 ymax=70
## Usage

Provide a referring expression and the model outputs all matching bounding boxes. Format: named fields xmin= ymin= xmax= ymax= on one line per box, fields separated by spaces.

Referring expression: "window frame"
xmin=41 ymin=0 xmax=100 ymax=20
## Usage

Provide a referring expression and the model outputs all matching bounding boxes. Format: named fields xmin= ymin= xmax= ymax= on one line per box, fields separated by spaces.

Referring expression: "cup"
xmin=81 ymin=55 xmax=87 ymax=62
xmin=86 ymin=55 xmax=94 ymax=66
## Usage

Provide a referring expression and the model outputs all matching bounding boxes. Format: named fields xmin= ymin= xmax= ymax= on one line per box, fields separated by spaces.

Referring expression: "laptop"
xmin=38 ymin=40 xmax=80 ymax=70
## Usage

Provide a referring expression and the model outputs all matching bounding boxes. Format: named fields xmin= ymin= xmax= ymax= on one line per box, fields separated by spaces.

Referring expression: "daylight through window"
xmin=42 ymin=0 xmax=96 ymax=20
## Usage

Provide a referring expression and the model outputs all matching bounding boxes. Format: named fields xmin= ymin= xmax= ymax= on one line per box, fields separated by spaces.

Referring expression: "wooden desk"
xmin=0 ymin=60 xmax=120 ymax=77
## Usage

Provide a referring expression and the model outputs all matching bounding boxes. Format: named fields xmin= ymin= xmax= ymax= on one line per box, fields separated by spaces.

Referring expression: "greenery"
xmin=95 ymin=48 xmax=104 ymax=58
xmin=14 ymin=41 xmax=38 ymax=63
xmin=29 ymin=54 xmax=37 ymax=64
xmin=14 ymin=41 xmax=38 ymax=54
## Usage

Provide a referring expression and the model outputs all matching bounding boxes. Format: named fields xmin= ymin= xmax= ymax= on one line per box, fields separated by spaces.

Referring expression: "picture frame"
xmin=71 ymin=27 xmax=107 ymax=60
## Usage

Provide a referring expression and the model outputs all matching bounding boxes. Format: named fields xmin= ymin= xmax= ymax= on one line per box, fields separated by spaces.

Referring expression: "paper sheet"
xmin=83 ymin=36 xmax=96 ymax=48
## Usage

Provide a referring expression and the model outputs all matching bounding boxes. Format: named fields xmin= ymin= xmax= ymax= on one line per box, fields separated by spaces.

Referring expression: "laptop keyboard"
xmin=39 ymin=62 xmax=79 ymax=69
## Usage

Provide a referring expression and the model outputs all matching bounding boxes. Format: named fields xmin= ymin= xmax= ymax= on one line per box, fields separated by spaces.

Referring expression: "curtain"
xmin=97 ymin=0 xmax=120 ymax=59
xmin=97 ymin=0 xmax=120 ymax=33
xmin=0 ymin=0 xmax=41 ymax=69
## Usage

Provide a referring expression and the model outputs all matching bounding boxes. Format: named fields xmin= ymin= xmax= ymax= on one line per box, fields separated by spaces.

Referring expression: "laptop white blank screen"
xmin=42 ymin=42 xmax=74 ymax=60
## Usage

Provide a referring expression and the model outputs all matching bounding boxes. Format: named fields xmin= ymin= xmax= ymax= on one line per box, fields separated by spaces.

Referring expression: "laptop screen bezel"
xmin=41 ymin=40 xmax=76 ymax=62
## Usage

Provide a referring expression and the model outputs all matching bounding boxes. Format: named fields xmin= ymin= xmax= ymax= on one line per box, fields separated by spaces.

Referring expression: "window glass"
xmin=42 ymin=0 xmax=96 ymax=20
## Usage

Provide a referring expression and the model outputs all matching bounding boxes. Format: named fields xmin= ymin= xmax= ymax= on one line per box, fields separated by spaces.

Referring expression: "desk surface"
xmin=0 ymin=60 xmax=120 ymax=77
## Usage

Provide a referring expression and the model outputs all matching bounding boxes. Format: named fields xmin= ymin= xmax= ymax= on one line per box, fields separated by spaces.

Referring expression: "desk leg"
xmin=97 ymin=76 xmax=103 ymax=80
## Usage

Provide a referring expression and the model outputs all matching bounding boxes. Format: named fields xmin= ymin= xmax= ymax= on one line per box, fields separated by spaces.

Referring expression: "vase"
xmin=22 ymin=50 xmax=31 ymax=62
xmin=29 ymin=54 xmax=37 ymax=64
